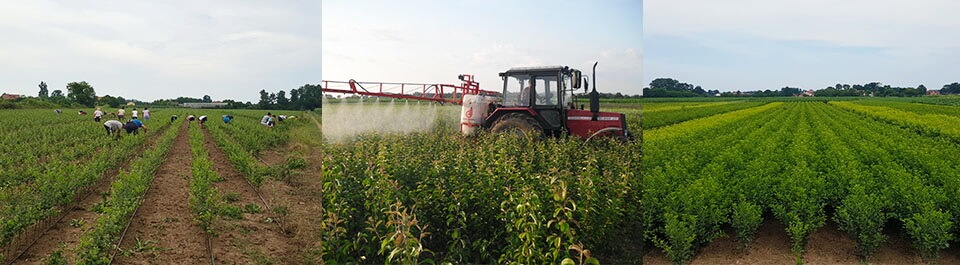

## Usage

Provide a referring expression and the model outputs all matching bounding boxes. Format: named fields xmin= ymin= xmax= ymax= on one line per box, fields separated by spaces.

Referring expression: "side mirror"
xmin=583 ymin=77 xmax=589 ymax=92
xmin=572 ymin=70 xmax=581 ymax=89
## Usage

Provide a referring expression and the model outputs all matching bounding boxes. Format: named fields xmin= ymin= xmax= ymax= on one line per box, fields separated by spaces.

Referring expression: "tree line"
xmin=2 ymin=81 xmax=324 ymax=110
xmin=643 ymin=77 xmax=960 ymax=98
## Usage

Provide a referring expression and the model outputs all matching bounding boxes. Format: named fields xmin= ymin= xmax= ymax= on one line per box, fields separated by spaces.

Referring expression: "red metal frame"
xmin=321 ymin=74 xmax=499 ymax=105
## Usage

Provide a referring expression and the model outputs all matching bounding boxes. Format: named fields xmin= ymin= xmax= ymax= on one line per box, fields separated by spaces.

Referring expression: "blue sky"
xmin=644 ymin=0 xmax=960 ymax=92
xmin=0 ymin=0 xmax=321 ymax=102
xmin=322 ymin=0 xmax=642 ymax=96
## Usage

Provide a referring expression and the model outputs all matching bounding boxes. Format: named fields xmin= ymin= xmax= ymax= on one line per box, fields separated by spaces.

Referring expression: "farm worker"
xmin=222 ymin=115 xmax=233 ymax=124
xmin=131 ymin=108 xmax=138 ymax=118
xmin=277 ymin=115 xmax=287 ymax=122
xmin=117 ymin=107 xmax=125 ymax=120
xmin=170 ymin=115 xmax=178 ymax=122
xmin=55 ymin=109 xmax=62 ymax=115
xmin=260 ymin=112 xmax=272 ymax=126
xmin=519 ymin=80 xmax=534 ymax=106
xmin=124 ymin=120 xmax=141 ymax=135
xmin=186 ymin=115 xmax=196 ymax=127
xmin=132 ymin=117 xmax=148 ymax=133
xmin=94 ymin=108 xmax=103 ymax=122
xmin=267 ymin=115 xmax=276 ymax=128
xmin=143 ymin=107 xmax=150 ymax=121
xmin=103 ymin=120 xmax=123 ymax=138
xmin=199 ymin=115 xmax=208 ymax=128
xmin=78 ymin=110 xmax=87 ymax=115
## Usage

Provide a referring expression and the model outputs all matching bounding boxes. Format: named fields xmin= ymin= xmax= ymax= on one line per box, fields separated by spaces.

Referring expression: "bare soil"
xmin=14 ymin=123 xmax=173 ymax=264
xmin=256 ymin=116 xmax=325 ymax=263
xmin=201 ymin=128 xmax=299 ymax=264
xmin=643 ymin=219 xmax=960 ymax=265
xmin=113 ymin=121 xmax=209 ymax=265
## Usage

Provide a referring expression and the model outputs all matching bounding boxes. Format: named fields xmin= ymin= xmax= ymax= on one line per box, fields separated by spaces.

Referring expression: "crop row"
xmin=643 ymin=101 xmax=960 ymax=264
xmin=320 ymin=126 xmax=642 ymax=264
xmin=0 ymin=113 xmax=176 ymax=251
xmin=189 ymin=123 xmax=222 ymax=235
xmin=830 ymin=101 xmax=960 ymax=141
xmin=204 ymin=120 xmax=270 ymax=187
xmin=848 ymin=99 xmax=960 ymax=118
xmin=642 ymin=101 xmax=767 ymax=129
xmin=76 ymin=117 xmax=183 ymax=264
xmin=644 ymin=102 xmax=782 ymax=143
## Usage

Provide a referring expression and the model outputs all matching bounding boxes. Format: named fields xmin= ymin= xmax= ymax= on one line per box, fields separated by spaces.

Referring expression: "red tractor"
xmin=321 ymin=62 xmax=633 ymax=141
xmin=461 ymin=62 xmax=633 ymax=141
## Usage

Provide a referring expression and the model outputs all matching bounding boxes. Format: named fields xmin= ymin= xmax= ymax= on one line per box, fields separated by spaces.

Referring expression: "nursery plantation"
xmin=643 ymin=97 xmax=960 ymax=264
xmin=322 ymin=96 xmax=960 ymax=264
xmin=0 ymin=108 xmax=325 ymax=264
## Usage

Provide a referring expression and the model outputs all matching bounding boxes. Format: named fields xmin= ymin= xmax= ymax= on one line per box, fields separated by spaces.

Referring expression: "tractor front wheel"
xmin=490 ymin=113 xmax=542 ymax=138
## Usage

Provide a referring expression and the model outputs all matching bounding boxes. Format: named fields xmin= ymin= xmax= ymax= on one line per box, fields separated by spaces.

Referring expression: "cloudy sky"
xmin=0 ymin=0 xmax=321 ymax=103
xmin=645 ymin=0 xmax=960 ymax=92
xmin=322 ymin=1 xmax=643 ymax=96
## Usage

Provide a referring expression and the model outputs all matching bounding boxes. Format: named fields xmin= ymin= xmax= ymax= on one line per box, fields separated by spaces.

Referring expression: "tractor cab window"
xmin=503 ymin=74 xmax=559 ymax=107
xmin=534 ymin=76 xmax=558 ymax=106
xmin=503 ymin=75 xmax=531 ymax=107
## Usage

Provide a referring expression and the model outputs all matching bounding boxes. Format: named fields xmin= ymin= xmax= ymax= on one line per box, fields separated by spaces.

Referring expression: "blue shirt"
xmin=132 ymin=119 xmax=143 ymax=127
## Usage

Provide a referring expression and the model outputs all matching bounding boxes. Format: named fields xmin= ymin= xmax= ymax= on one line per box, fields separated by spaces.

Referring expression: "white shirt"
xmin=104 ymin=120 xmax=123 ymax=130
xmin=132 ymin=110 xmax=138 ymax=117
xmin=118 ymin=109 xmax=125 ymax=115
xmin=94 ymin=110 xmax=103 ymax=117
xmin=143 ymin=109 xmax=150 ymax=116
xmin=199 ymin=115 xmax=207 ymax=120
xmin=261 ymin=115 xmax=270 ymax=125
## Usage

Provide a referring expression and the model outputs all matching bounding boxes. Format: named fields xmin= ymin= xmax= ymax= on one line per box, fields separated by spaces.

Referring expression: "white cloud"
xmin=646 ymin=0 xmax=960 ymax=49
xmin=626 ymin=48 xmax=639 ymax=59
xmin=0 ymin=1 xmax=321 ymax=102
xmin=472 ymin=43 xmax=542 ymax=67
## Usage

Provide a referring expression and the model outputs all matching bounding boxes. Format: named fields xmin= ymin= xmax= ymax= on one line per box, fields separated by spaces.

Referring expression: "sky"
xmin=644 ymin=0 xmax=960 ymax=92
xmin=0 ymin=0 xmax=321 ymax=103
xmin=322 ymin=1 xmax=643 ymax=97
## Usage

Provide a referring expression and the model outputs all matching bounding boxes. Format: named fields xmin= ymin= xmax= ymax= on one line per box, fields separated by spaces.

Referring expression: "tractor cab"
xmin=483 ymin=63 xmax=633 ymax=141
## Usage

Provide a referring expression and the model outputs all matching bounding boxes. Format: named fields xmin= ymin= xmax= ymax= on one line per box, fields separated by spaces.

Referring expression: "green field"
xmin=318 ymin=102 xmax=643 ymax=264
xmin=643 ymin=97 xmax=960 ymax=264
xmin=0 ymin=108 xmax=324 ymax=264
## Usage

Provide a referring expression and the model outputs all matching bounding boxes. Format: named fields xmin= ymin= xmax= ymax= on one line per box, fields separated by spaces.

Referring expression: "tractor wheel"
xmin=490 ymin=113 xmax=542 ymax=137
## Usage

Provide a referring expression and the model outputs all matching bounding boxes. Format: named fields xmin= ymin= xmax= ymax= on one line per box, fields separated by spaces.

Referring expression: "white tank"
xmin=460 ymin=94 xmax=492 ymax=136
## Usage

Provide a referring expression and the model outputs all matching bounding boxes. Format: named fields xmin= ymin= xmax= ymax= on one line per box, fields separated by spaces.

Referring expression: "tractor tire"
xmin=490 ymin=113 xmax=543 ymax=137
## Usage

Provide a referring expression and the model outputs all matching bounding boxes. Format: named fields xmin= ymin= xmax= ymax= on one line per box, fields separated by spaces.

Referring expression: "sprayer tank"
xmin=460 ymin=94 xmax=494 ymax=136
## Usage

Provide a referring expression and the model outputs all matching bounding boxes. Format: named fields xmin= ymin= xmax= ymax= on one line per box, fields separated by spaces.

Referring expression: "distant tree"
xmin=51 ymin=90 xmax=64 ymax=98
xmin=299 ymin=84 xmax=323 ymax=110
xmin=277 ymin=90 xmax=289 ymax=108
xmin=222 ymin=99 xmax=250 ymax=109
xmin=941 ymin=82 xmax=960 ymax=94
xmin=66 ymin=81 xmax=97 ymax=107
xmin=649 ymin=78 xmax=681 ymax=91
xmin=780 ymin=86 xmax=802 ymax=96
xmin=258 ymin=89 xmax=271 ymax=109
xmin=692 ymin=85 xmax=705 ymax=95
xmin=99 ymin=95 xmax=120 ymax=108
xmin=202 ymin=95 xmax=212 ymax=103
xmin=38 ymin=81 xmax=48 ymax=98
xmin=174 ymin=97 xmax=204 ymax=103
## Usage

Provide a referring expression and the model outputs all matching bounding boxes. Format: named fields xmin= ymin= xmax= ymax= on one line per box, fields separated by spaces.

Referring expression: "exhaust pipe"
xmin=590 ymin=62 xmax=600 ymax=121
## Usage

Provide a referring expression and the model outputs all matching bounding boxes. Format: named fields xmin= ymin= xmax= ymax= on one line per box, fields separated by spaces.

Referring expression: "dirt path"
xmin=112 ymin=122 xmax=209 ymax=265
xmin=201 ymin=128 xmax=298 ymax=264
xmin=14 ymin=124 xmax=173 ymax=264
xmin=644 ymin=219 xmax=960 ymax=264
xmin=257 ymin=112 xmax=325 ymax=263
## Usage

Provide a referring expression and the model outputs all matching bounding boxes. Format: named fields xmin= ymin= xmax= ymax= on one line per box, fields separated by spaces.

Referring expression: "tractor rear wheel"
xmin=491 ymin=113 xmax=542 ymax=137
